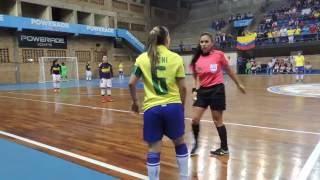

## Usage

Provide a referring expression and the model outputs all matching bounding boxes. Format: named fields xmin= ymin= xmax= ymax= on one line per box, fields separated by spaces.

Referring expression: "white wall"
xmin=181 ymin=55 xmax=193 ymax=74
xmin=225 ymin=51 xmax=238 ymax=72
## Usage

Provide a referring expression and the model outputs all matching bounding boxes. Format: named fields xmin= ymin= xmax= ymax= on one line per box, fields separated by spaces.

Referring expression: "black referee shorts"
xmin=193 ymin=83 xmax=226 ymax=111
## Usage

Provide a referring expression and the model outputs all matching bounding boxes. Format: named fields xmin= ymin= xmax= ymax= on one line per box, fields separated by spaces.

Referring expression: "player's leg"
xmin=56 ymin=74 xmax=61 ymax=92
xmin=164 ymin=103 xmax=189 ymax=180
xmin=52 ymin=74 xmax=57 ymax=92
xmin=106 ymin=78 xmax=113 ymax=101
xmin=300 ymin=67 xmax=304 ymax=82
xmin=296 ymin=67 xmax=300 ymax=82
xmin=191 ymin=93 xmax=208 ymax=156
xmin=88 ymin=71 xmax=92 ymax=80
xmin=209 ymin=85 xmax=228 ymax=156
xmin=100 ymin=78 xmax=107 ymax=102
xmin=190 ymin=106 xmax=206 ymax=156
xmin=210 ymin=110 xmax=229 ymax=155
xmin=144 ymin=106 xmax=164 ymax=180
xmin=86 ymin=71 xmax=88 ymax=80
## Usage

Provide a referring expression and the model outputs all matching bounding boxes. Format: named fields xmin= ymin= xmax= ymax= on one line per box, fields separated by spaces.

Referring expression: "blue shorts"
xmin=143 ymin=103 xmax=185 ymax=143
xmin=296 ymin=66 xmax=304 ymax=73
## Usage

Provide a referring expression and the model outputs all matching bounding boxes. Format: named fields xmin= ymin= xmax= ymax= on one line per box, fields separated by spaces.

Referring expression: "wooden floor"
xmin=0 ymin=75 xmax=320 ymax=180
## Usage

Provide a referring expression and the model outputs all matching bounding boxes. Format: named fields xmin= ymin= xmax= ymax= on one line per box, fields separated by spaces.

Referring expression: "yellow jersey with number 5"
xmin=132 ymin=45 xmax=185 ymax=111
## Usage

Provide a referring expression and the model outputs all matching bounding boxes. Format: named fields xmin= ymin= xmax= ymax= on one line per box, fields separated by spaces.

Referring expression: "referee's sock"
xmin=216 ymin=125 xmax=228 ymax=150
xmin=192 ymin=123 xmax=200 ymax=144
xmin=191 ymin=124 xmax=200 ymax=155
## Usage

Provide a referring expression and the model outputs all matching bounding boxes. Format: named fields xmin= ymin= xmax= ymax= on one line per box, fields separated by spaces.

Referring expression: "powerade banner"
xmin=18 ymin=32 xmax=67 ymax=49
xmin=78 ymin=24 xmax=115 ymax=37
xmin=0 ymin=14 xmax=144 ymax=52
xmin=234 ymin=19 xmax=253 ymax=28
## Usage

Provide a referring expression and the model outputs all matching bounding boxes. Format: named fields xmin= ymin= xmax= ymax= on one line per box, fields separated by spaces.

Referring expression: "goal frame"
xmin=38 ymin=56 xmax=79 ymax=83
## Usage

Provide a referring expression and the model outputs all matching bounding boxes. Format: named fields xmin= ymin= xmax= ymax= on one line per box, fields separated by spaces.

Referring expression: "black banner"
xmin=18 ymin=33 xmax=67 ymax=49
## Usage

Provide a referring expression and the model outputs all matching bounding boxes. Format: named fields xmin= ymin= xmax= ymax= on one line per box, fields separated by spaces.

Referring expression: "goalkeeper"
xmin=60 ymin=62 xmax=68 ymax=81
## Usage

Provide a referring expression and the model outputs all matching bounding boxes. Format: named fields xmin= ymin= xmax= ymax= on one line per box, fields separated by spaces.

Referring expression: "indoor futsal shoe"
xmin=106 ymin=96 xmax=113 ymax=102
xmin=190 ymin=143 xmax=198 ymax=156
xmin=210 ymin=148 xmax=229 ymax=156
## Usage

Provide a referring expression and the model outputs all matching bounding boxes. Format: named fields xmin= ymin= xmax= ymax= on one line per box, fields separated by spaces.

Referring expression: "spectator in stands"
xmin=246 ymin=60 xmax=252 ymax=74
xmin=288 ymin=27 xmax=295 ymax=43
xmin=267 ymin=60 xmax=274 ymax=75
xmin=279 ymin=62 xmax=286 ymax=73
xmin=215 ymin=33 xmax=221 ymax=48
xmin=179 ymin=41 xmax=184 ymax=52
xmin=280 ymin=26 xmax=288 ymax=43
xmin=272 ymin=57 xmax=277 ymax=64
xmin=286 ymin=63 xmax=293 ymax=73
xmin=273 ymin=62 xmax=280 ymax=74
xmin=305 ymin=61 xmax=313 ymax=73
xmin=294 ymin=26 xmax=302 ymax=41
xmin=251 ymin=61 xmax=258 ymax=75
xmin=220 ymin=33 xmax=227 ymax=49
xmin=310 ymin=24 xmax=318 ymax=39
xmin=273 ymin=28 xmax=281 ymax=43
xmin=290 ymin=55 xmax=295 ymax=64
xmin=302 ymin=25 xmax=310 ymax=40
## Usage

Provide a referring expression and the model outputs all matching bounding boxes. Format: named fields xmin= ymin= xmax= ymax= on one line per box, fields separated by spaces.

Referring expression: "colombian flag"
xmin=236 ymin=33 xmax=256 ymax=51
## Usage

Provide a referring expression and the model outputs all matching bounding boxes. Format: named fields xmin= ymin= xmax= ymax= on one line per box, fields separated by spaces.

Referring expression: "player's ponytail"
xmin=147 ymin=26 xmax=169 ymax=78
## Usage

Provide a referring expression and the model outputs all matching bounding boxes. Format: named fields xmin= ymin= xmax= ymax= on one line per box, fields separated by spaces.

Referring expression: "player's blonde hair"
xmin=147 ymin=26 xmax=169 ymax=78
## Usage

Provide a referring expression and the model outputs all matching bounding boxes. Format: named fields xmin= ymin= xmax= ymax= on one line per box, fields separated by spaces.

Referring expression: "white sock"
xmin=176 ymin=155 xmax=189 ymax=180
xmin=101 ymin=89 xmax=105 ymax=96
xmin=53 ymin=82 xmax=57 ymax=89
xmin=56 ymin=82 xmax=60 ymax=89
xmin=296 ymin=75 xmax=299 ymax=80
xmin=175 ymin=144 xmax=189 ymax=180
xmin=147 ymin=164 xmax=160 ymax=180
xmin=147 ymin=152 xmax=160 ymax=180
xmin=107 ymin=88 xmax=111 ymax=96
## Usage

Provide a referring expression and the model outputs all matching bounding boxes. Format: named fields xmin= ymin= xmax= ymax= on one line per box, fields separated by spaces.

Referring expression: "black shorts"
xmin=193 ymin=83 xmax=226 ymax=111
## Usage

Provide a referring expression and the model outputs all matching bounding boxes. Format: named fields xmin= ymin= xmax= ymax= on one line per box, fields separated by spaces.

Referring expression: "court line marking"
xmin=267 ymin=84 xmax=320 ymax=98
xmin=1 ymin=94 xmax=320 ymax=179
xmin=297 ymin=140 xmax=320 ymax=180
xmin=6 ymin=91 xmax=142 ymax=97
xmin=0 ymin=94 xmax=319 ymax=136
xmin=7 ymin=92 xmax=102 ymax=97
xmin=0 ymin=130 xmax=148 ymax=180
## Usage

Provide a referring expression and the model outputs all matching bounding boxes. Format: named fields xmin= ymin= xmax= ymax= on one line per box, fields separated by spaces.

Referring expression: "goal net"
xmin=38 ymin=57 xmax=79 ymax=83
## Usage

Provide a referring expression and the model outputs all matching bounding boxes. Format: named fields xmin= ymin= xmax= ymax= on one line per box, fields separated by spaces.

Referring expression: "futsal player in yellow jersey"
xmin=129 ymin=26 xmax=188 ymax=180
xmin=294 ymin=51 xmax=305 ymax=82
xmin=118 ymin=61 xmax=124 ymax=80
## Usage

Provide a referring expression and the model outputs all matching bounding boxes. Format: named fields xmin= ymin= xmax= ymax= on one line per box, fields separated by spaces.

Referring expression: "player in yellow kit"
xmin=128 ymin=26 xmax=188 ymax=180
xmin=294 ymin=51 xmax=305 ymax=83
